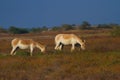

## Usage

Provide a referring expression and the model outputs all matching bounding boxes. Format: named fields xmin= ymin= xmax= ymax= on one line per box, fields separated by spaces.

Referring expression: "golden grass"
xmin=0 ymin=51 xmax=119 ymax=80
xmin=0 ymin=29 xmax=120 ymax=80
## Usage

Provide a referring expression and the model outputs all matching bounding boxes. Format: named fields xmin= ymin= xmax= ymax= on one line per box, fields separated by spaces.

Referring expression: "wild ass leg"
xmin=13 ymin=47 xmax=19 ymax=55
xmin=58 ymin=44 xmax=64 ymax=50
xmin=55 ymin=42 xmax=60 ymax=50
xmin=71 ymin=44 xmax=75 ymax=52
xmin=30 ymin=45 xmax=34 ymax=56
xmin=58 ymin=44 xmax=62 ymax=50
xmin=10 ymin=46 xmax=18 ymax=55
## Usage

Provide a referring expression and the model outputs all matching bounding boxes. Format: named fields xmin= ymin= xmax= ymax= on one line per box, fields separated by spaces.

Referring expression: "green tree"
xmin=61 ymin=24 xmax=74 ymax=31
xmin=9 ymin=26 xmax=29 ymax=34
xmin=80 ymin=21 xmax=91 ymax=29
xmin=31 ymin=27 xmax=42 ymax=33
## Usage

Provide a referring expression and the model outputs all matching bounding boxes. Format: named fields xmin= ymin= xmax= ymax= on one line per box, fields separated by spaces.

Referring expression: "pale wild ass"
xmin=10 ymin=38 xmax=45 ymax=56
xmin=55 ymin=34 xmax=85 ymax=51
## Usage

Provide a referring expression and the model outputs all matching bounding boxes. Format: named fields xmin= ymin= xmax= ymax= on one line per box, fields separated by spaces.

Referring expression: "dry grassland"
xmin=0 ymin=29 xmax=120 ymax=80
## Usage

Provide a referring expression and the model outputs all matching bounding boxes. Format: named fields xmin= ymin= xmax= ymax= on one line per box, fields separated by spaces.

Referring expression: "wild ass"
xmin=54 ymin=34 xmax=85 ymax=51
xmin=10 ymin=38 xmax=45 ymax=56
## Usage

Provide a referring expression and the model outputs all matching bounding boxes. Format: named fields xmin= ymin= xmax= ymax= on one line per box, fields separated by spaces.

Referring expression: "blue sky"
xmin=0 ymin=0 xmax=120 ymax=28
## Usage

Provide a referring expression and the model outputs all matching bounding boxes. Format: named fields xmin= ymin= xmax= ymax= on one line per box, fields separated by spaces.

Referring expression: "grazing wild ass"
xmin=55 ymin=34 xmax=85 ymax=51
xmin=10 ymin=38 xmax=45 ymax=56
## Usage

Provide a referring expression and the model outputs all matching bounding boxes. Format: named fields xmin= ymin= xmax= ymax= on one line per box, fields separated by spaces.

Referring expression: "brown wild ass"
xmin=55 ymin=34 xmax=85 ymax=51
xmin=10 ymin=38 xmax=45 ymax=56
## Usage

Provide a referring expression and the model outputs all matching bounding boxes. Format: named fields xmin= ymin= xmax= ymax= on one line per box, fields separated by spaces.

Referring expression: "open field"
xmin=0 ymin=29 xmax=120 ymax=80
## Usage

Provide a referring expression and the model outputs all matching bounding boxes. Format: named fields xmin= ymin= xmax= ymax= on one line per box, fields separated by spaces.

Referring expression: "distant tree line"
xmin=0 ymin=21 xmax=120 ymax=36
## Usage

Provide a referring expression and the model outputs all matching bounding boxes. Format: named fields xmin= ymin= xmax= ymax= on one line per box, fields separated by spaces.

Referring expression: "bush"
xmin=80 ymin=21 xmax=91 ymax=29
xmin=111 ymin=27 xmax=120 ymax=37
xmin=61 ymin=24 xmax=74 ymax=31
xmin=51 ymin=26 xmax=61 ymax=31
xmin=0 ymin=27 xmax=7 ymax=33
xmin=8 ymin=26 xmax=29 ymax=34
xmin=30 ymin=26 xmax=48 ymax=33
